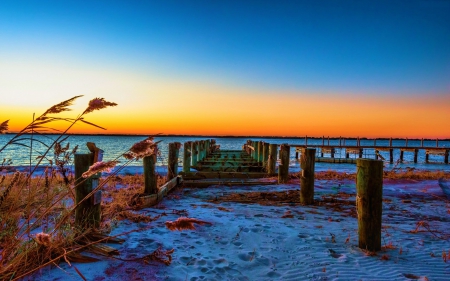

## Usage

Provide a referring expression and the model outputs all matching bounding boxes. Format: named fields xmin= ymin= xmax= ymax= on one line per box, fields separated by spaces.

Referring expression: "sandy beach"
xmin=31 ymin=175 xmax=450 ymax=281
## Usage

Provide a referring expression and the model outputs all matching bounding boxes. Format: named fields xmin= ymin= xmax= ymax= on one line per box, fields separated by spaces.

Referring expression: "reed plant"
xmin=0 ymin=96 xmax=165 ymax=280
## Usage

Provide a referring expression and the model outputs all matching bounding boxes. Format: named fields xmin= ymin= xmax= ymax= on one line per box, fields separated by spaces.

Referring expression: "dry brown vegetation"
xmin=0 ymin=97 xmax=167 ymax=280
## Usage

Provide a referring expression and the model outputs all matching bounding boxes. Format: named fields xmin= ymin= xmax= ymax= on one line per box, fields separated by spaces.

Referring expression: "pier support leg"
xmin=359 ymin=149 xmax=363 ymax=158
xmin=414 ymin=149 xmax=418 ymax=163
xmin=191 ymin=141 xmax=198 ymax=167
xmin=445 ymin=150 xmax=449 ymax=164
xmin=268 ymin=144 xmax=277 ymax=175
xmin=168 ymin=142 xmax=180 ymax=180
xmin=400 ymin=150 xmax=404 ymax=163
xmin=389 ymin=149 xmax=393 ymax=164
xmin=143 ymin=154 xmax=157 ymax=195
xmin=75 ymin=153 xmax=101 ymax=229
xmin=356 ymin=159 xmax=383 ymax=252
xmin=278 ymin=144 xmax=290 ymax=183
xmin=183 ymin=142 xmax=191 ymax=173
xmin=426 ymin=153 xmax=429 ymax=163
xmin=258 ymin=141 xmax=264 ymax=163
xmin=300 ymin=148 xmax=316 ymax=205
xmin=331 ymin=148 xmax=335 ymax=158
xmin=263 ymin=142 xmax=269 ymax=170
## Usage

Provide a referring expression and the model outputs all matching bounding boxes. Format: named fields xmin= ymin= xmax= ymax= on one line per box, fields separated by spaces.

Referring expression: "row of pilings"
xmin=245 ymin=139 xmax=383 ymax=252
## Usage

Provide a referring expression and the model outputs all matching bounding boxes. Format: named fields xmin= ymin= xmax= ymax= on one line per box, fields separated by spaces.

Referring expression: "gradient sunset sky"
xmin=1 ymin=0 xmax=449 ymax=138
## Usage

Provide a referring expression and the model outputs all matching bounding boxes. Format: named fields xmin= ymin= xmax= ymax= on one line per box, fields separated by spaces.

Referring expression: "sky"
xmin=0 ymin=0 xmax=449 ymax=138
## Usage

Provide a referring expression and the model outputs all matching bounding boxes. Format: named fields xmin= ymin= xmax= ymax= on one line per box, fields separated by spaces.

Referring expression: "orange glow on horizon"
xmin=1 ymin=60 xmax=448 ymax=139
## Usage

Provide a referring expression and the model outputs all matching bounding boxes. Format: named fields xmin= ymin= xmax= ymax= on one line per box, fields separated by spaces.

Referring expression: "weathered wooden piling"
xmin=278 ymin=144 xmax=290 ymax=183
xmin=198 ymin=140 xmax=205 ymax=162
xmin=183 ymin=141 xmax=191 ymax=173
xmin=263 ymin=142 xmax=269 ymax=169
xmin=252 ymin=141 xmax=258 ymax=160
xmin=258 ymin=141 xmax=264 ymax=163
xmin=191 ymin=141 xmax=198 ymax=166
xmin=143 ymin=154 xmax=158 ymax=195
xmin=359 ymin=148 xmax=363 ymax=158
xmin=268 ymin=144 xmax=277 ymax=175
xmin=168 ymin=142 xmax=181 ymax=180
xmin=445 ymin=150 xmax=449 ymax=164
xmin=75 ymin=153 xmax=101 ymax=229
xmin=389 ymin=149 xmax=393 ymax=163
xmin=414 ymin=149 xmax=418 ymax=163
xmin=400 ymin=150 xmax=404 ymax=162
xmin=356 ymin=159 xmax=383 ymax=252
xmin=300 ymin=148 xmax=316 ymax=205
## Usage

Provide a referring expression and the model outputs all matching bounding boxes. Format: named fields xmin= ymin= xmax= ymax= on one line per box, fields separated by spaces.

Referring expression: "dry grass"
xmin=292 ymin=169 xmax=450 ymax=181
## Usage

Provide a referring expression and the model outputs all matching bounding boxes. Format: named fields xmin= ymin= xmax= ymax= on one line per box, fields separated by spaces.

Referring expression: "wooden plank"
xmin=401 ymin=148 xmax=417 ymax=152
xmin=88 ymin=244 xmax=119 ymax=256
xmin=426 ymin=148 xmax=447 ymax=156
xmin=139 ymin=176 xmax=182 ymax=207
xmin=180 ymin=171 xmax=275 ymax=179
xmin=314 ymin=157 xmax=357 ymax=164
xmin=321 ymin=147 xmax=335 ymax=154
xmin=183 ymin=179 xmax=277 ymax=188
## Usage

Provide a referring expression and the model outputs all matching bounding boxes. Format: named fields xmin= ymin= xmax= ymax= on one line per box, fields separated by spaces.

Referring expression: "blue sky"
xmin=1 ymin=1 xmax=449 ymax=137
xmin=2 ymin=0 xmax=449 ymax=94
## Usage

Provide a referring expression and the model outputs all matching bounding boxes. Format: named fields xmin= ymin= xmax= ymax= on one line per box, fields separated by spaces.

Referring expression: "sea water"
xmin=0 ymin=134 xmax=449 ymax=173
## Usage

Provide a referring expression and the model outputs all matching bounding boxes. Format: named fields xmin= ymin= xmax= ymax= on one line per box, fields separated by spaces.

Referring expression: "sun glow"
xmin=1 ymin=59 xmax=449 ymax=138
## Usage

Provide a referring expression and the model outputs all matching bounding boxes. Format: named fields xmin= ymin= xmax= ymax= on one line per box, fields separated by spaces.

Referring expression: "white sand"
xmin=33 ymin=178 xmax=450 ymax=281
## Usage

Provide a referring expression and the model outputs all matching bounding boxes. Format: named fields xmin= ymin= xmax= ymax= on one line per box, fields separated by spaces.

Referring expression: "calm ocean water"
xmin=0 ymin=134 xmax=449 ymax=173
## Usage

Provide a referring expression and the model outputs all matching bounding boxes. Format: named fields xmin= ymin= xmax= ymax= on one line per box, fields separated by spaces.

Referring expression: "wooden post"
xmin=268 ymin=144 xmax=277 ymax=175
xmin=295 ymin=151 xmax=299 ymax=159
xmin=356 ymin=159 xmax=383 ymax=252
xmin=400 ymin=150 xmax=404 ymax=163
xmin=183 ymin=141 xmax=191 ymax=173
xmin=75 ymin=153 xmax=101 ymax=229
xmin=168 ymin=142 xmax=180 ymax=180
xmin=389 ymin=138 xmax=392 ymax=147
xmin=389 ymin=149 xmax=393 ymax=164
xmin=445 ymin=150 xmax=449 ymax=164
xmin=436 ymin=138 xmax=439 ymax=147
xmin=191 ymin=141 xmax=198 ymax=167
xmin=357 ymin=137 xmax=360 ymax=147
xmin=252 ymin=141 xmax=257 ymax=160
xmin=414 ymin=149 xmax=418 ymax=163
xmin=143 ymin=154 xmax=158 ymax=195
xmin=258 ymin=141 xmax=264 ymax=163
xmin=426 ymin=152 xmax=429 ymax=163
xmin=263 ymin=142 xmax=269 ymax=169
xmin=278 ymin=144 xmax=290 ymax=183
xmin=330 ymin=148 xmax=335 ymax=158
xmin=300 ymin=148 xmax=316 ymax=205
xmin=359 ymin=148 xmax=363 ymax=158
xmin=198 ymin=140 xmax=204 ymax=162
xmin=346 ymin=150 xmax=349 ymax=158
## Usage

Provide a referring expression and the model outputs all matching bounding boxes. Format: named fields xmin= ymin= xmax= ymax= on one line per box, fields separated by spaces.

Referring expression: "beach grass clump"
xmin=0 ymin=96 xmax=134 ymax=280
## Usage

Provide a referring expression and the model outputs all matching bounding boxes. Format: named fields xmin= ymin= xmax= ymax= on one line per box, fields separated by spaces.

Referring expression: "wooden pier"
xmin=180 ymin=140 xmax=279 ymax=187
xmin=293 ymin=136 xmax=449 ymax=164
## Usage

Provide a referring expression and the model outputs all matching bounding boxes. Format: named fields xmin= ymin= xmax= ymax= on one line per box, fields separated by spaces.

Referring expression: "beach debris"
xmin=281 ymin=210 xmax=294 ymax=218
xmin=328 ymin=249 xmax=342 ymax=258
xmin=143 ymin=246 xmax=174 ymax=265
xmin=165 ymin=217 xmax=212 ymax=231
xmin=438 ymin=178 xmax=450 ymax=199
